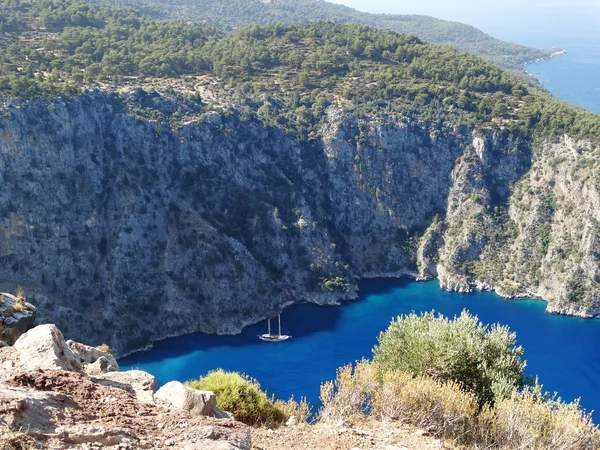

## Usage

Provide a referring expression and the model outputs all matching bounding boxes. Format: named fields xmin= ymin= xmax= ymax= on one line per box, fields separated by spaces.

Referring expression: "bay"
xmin=526 ymin=36 xmax=600 ymax=115
xmin=120 ymin=279 xmax=600 ymax=418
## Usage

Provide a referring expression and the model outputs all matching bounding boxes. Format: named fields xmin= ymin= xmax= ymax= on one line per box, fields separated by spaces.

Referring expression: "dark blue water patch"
xmin=120 ymin=279 xmax=600 ymax=418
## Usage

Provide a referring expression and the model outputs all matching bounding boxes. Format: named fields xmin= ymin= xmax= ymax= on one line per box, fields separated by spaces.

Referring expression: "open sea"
xmin=526 ymin=36 xmax=600 ymax=114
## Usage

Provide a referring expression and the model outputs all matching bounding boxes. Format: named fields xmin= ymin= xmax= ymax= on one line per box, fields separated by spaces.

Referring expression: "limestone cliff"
xmin=0 ymin=91 xmax=598 ymax=355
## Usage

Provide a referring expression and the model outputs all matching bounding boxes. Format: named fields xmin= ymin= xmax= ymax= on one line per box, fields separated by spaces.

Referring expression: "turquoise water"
xmin=120 ymin=279 xmax=600 ymax=417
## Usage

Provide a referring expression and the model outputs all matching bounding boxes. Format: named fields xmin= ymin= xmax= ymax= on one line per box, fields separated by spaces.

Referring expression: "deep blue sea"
xmin=120 ymin=279 xmax=600 ymax=418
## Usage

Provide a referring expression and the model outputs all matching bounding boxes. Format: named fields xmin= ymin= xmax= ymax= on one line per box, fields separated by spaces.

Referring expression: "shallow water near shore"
xmin=120 ymin=279 xmax=600 ymax=418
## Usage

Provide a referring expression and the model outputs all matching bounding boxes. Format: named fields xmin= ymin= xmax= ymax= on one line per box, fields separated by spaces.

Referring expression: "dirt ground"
xmin=252 ymin=419 xmax=460 ymax=450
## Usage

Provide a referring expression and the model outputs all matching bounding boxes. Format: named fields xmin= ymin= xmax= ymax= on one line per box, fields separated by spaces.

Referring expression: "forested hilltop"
xmin=0 ymin=0 xmax=598 ymax=141
xmin=1 ymin=0 xmax=600 ymax=355
xmin=85 ymin=0 xmax=558 ymax=70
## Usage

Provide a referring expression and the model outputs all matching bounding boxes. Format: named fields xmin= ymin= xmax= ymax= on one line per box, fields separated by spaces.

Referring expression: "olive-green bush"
xmin=373 ymin=310 xmax=526 ymax=406
xmin=185 ymin=369 xmax=309 ymax=427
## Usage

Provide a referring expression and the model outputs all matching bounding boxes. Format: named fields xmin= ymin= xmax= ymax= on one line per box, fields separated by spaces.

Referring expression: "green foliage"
xmin=101 ymin=0 xmax=553 ymax=70
xmin=0 ymin=0 xmax=598 ymax=145
xmin=185 ymin=369 xmax=287 ymax=426
xmin=372 ymin=310 xmax=526 ymax=406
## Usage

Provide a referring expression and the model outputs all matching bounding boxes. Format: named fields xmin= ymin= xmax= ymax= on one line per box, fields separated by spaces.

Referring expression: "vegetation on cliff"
xmin=1 ymin=0 xmax=598 ymax=143
xmin=1 ymin=0 xmax=600 ymax=353
xmin=88 ymin=0 xmax=554 ymax=70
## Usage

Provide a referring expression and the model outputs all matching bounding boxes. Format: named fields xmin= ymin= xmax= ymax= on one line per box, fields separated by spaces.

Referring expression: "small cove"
xmin=120 ymin=279 xmax=600 ymax=418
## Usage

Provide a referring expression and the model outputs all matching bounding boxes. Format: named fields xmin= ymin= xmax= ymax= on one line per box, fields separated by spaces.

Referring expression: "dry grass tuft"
xmin=0 ymin=424 xmax=37 ymax=450
xmin=319 ymin=361 xmax=476 ymax=441
xmin=374 ymin=371 xmax=477 ymax=440
xmin=474 ymin=385 xmax=600 ymax=449
xmin=13 ymin=286 xmax=26 ymax=312
xmin=96 ymin=343 xmax=113 ymax=354
xmin=274 ymin=396 xmax=312 ymax=424
xmin=318 ymin=360 xmax=380 ymax=424
xmin=318 ymin=361 xmax=599 ymax=448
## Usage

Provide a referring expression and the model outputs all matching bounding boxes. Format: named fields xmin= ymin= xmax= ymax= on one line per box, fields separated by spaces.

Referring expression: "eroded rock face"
xmin=0 ymin=293 xmax=36 ymax=343
xmin=155 ymin=381 xmax=217 ymax=416
xmin=0 ymin=92 xmax=599 ymax=355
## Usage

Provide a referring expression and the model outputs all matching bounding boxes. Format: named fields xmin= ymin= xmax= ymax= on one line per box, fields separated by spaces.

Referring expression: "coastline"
xmin=523 ymin=46 xmax=567 ymax=68
xmin=119 ymin=271 xmax=598 ymax=360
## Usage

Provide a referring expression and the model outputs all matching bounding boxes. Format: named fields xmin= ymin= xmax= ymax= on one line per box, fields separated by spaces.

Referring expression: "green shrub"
xmin=372 ymin=310 xmax=525 ymax=406
xmin=185 ymin=369 xmax=287 ymax=426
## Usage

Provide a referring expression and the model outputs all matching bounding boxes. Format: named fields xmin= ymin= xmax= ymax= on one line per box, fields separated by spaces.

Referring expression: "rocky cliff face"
xmin=0 ymin=91 xmax=598 ymax=355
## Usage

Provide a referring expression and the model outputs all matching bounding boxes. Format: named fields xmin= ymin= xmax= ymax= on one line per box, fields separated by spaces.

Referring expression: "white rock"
xmin=67 ymin=340 xmax=119 ymax=374
xmin=154 ymin=381 xmax=216 ymax=415
xmin=93 ymin=370 xmax=156 ymax=404
xmin=285 ymin=416 xmax=297 ymax=426
xmin=14 ymin=324 xmax=81 ymax=372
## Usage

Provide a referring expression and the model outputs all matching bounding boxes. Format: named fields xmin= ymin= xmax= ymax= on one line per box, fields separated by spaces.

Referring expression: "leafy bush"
xmin=373 ymin=310 xmax=525 ymax=406
xmin=474 ymin=383 xmax=600 ymax=449
xmin=186 ymin=369 xmax=305 ymax=427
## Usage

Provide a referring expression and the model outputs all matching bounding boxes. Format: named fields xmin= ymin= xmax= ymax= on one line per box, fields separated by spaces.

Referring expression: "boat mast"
xmin=267 ymin=318 xmax=271 ymax=336
xmin=278 ymin=314 xmax=281 ymax=337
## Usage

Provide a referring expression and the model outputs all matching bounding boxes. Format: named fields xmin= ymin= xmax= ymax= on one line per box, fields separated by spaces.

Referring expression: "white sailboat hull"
xmin=259 ymin=314 xmax=291 ymax=341
xmin=258 ymin=334 xmax=291 ymax=342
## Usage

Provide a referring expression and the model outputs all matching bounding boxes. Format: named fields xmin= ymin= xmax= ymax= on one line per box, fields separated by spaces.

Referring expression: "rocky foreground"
xmin=0 ymin=324 xmax=447 ymax=450
xmin=0 ymin=324 xmax=250 ymax=449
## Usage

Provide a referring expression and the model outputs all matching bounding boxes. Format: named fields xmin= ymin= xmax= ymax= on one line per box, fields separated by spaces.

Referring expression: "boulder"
xmin=14 ymin=324 xmax=81 ymax=372
xmin=67 ymin=340 xmax=119 ymax=374
xmin=155 ymin=381 xmax=216 ymax=415
xmin=94 ymin=370 xmax=156 ymax=404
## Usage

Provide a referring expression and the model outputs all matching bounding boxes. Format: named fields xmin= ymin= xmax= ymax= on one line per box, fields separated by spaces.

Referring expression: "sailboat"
xmin=258 ymin=313 xmax=291 ymax=342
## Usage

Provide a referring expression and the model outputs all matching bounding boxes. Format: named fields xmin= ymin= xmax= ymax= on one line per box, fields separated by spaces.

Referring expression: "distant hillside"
xmin=101 ymin=0 xmax=556 ymax=70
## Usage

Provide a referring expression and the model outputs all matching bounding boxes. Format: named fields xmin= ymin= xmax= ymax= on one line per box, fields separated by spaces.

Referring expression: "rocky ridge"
xmin=0 ymin=324 xmax=251 ymax=449
xmin=0 ymin=90 xmax=599 ymax=355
